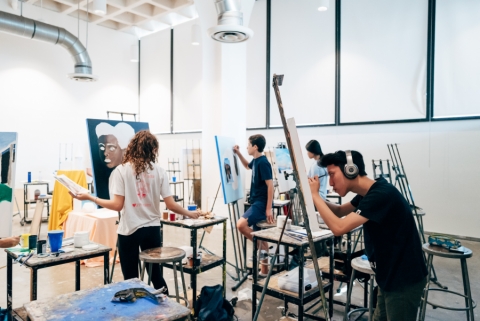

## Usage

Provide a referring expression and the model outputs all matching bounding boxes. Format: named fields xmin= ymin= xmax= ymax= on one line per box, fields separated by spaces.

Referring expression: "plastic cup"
xmin=48 ymin=230 xmax=64 ymax=253
xmin=172 ymin=176 xmax=177 ymax=183
xmin=187 ymin=205 xmax=197 ymax=211
xmin=29 ymin=235 xmax=37 ymax=250
xmin=169 ymin=212 xmax=176 ymax=221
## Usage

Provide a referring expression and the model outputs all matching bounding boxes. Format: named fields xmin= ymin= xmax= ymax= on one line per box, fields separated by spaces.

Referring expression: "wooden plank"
xmin=161 ymin=216 xmax=227 ymax=228
xmin=24 ymin=279 xmax=190 ymax=321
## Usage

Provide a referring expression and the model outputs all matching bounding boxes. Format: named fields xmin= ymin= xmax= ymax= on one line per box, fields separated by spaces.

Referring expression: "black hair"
xmin=320 ymin=150 xmax=367 ymax=178
xmin=249 ymin=134 xmax=266 ymax=153
xmin=305 ymin=140 xmax=324 ymax=157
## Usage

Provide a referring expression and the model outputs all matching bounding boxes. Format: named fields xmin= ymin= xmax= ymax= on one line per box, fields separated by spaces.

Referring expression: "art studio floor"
xmin=0 ymin=216 xmax=478 ymax=321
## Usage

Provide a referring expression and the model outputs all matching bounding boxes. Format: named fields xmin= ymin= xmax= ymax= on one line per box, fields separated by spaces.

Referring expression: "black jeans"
xmin=118 ymin=226 xmax=169 ymax=293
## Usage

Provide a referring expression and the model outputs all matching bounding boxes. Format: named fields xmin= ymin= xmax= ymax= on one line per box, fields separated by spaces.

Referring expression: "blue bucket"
xmin=187 ymin=204 xmax=197 ymax=211
xmin=48 ymin=230 xmax=64 ymax=253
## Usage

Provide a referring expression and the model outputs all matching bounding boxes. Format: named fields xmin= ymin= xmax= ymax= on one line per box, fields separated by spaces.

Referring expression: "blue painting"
xmin=215 ymin=136 xmax=244 ymax=204
xmin=86 ymin=119 xmax=150 ymax=201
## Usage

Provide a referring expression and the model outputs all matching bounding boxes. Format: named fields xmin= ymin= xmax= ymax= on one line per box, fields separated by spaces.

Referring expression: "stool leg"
xmin=344 ymin=269 xmax=356 ymax=321
xmin=179 ymin=262 xmax=188 ymax=305
xmin=148 ymin=263 xmax=153 ymax=286
xmin=419 ymin=254 xmax=434 ymax=321
xmin=173 ymin=262 xmax=180 ymax=303
xmin=368 ymin=275 xmax=375 ymax=321
xmin=140 ymin=261 xmax=146 ymax=281
xmin=461 ymin=258 xmax=474 ymax=321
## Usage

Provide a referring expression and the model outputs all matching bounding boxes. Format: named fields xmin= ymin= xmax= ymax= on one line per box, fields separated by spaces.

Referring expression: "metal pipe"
xmin=213 ymin=0 xmax=243 ymax=26
xmin=0 ymin=10 xmax=92 ymax=76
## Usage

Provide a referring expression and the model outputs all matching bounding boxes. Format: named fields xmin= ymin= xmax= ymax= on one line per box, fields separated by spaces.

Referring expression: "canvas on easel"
xmin=272 ymin=148 xmax=297 ymax=193
xmin=214 ymin=136 xmax=244 ymax=204
xmin=0 ymin=132 xmax=18 ymax=237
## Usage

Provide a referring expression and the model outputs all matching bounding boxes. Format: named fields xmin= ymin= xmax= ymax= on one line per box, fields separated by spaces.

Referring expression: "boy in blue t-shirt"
xmin=234 ymin=134 xmax=274 ymax=253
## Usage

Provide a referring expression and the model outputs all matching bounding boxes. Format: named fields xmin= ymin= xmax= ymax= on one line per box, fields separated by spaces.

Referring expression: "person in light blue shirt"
xmin=306 ymin=140 xmax=327 ymax=200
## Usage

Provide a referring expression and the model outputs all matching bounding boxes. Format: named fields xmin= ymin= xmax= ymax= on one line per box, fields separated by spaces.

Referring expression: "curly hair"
xmin=122 ymin=130 xmax=159 ymax=178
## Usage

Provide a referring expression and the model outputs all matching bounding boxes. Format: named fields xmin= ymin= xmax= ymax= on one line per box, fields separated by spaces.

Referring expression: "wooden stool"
xmin=139 ymin=247 xmax=188 ymax=307
xmin=419 ymin=243 xmax=476 ymax=321
xmin=344 ymin=257 xmax=375 ymax=321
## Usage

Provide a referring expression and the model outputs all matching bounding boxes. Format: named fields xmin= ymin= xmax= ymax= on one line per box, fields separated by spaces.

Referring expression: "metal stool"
xmin=419 ymin=243 xmax=476 ymax=321
xmin=139 ymin=247 xmax=188 ymax=307
xmin=344 ymin=257 xmax=376 ymax=321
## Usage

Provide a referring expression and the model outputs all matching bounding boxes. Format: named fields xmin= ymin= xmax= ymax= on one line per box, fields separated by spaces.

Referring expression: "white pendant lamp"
xmin=93 ymin=0 xmax=106 ymax=16
xmin=191 ymin=24 xmax=201 ymax=46
xmin=130 ymin=44 xmax=139 ymax=63
xmin=318 ymin=0 xmax=329 ymax=11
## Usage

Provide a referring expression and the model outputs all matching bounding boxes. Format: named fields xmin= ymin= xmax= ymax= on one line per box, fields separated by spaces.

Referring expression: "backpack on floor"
xmin=194 ymin=285 xmax=234 ymax=321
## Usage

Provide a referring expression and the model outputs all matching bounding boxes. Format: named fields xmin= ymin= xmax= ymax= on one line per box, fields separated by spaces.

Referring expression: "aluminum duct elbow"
xmin=0 ymin=10 xmax=96 ymax=81
xmin=208 ymin=0 xmax=253 ymax=43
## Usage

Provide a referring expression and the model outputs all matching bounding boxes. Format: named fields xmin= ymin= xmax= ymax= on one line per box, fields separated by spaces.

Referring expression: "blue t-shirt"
xmin=248 ymin=155 xmax=273 ymax=204
xmin=307 ymin=161 xmax=327 ymax=200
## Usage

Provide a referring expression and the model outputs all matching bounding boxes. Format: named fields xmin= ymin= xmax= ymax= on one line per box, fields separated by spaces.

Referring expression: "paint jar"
xmin=187 ymin=204 xmax=197 ymax=211
xmin=21 ymin=233 xmax=31 ymax=248
xmin=37 ymin=240 xmax=46 ymax=254
xmin=29 ymin=235 xmax=37 ymax=251
xmin=162 ymin=210 xmax=169 ymax=220
xmin=277 ymin=215 xmax=286 ymax=228
xmin=286 ymin=219 xmax=292 ymax=230
xmin=280 ymin=194 xmax=285 ymax=201
xmin=48 ymin=230 xmax=64 ymax=253
xmin=172 ymin=176 xmax=177 ymax=183
xmin=27 ymin=172 xmax=31 ymax=183
xmin=169 ymin=212 xmax=176 ymax=221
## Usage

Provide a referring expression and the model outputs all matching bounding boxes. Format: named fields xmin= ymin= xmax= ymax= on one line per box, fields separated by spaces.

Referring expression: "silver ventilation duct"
xmin=208 ymin=0 xmax=253 ymax=43
xmin=0 ymin=10 xmax=97 ymax=82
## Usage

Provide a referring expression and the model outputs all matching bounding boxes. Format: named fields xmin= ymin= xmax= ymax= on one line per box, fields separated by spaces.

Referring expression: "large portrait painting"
xmin=0 ymin=132 xmax=17 ymax=236
xmin=86 ymin=119 xmax=149 ymax=200
xmin=215 ymin=136 xmax=244 ymax=204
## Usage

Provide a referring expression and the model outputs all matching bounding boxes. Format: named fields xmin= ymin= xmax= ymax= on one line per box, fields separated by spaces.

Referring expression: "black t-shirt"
xmin=350 ymin=177 xmax=427 ymax=291
xmin=248 ymin=155 xmax=273 ymax=204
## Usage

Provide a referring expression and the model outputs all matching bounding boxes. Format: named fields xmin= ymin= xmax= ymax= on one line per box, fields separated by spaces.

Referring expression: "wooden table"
xmin=251 ymin=226 xmax=335 ymax=321
xmin=160 ymin=216 xmax=227 ymax=311
xmin=6 ymin=243 xmax=111 ymax=314
xmin=23 ymin=278 xmax=190 ymax=321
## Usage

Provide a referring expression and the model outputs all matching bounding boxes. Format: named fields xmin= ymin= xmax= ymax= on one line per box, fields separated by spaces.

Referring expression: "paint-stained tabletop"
xmin=252 ymin=225 xmax=334 ymax=246
xmin=5 ymin=243 xmax=111 ymax=267
xmin=161 ymin=216 xmax=227 ymax=228
xmin=24 ymin=278 xmax=191 ymax=321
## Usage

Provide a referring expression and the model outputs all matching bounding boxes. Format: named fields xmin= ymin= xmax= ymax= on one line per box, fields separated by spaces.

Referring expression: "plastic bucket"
xmin=187 ymin=204 xmax=197 ymax=211
xmin=48 ymin=230 xmax=64 ymax=253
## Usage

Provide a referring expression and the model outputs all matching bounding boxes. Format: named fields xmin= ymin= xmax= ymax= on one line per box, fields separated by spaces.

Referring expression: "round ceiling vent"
xmin=67 ymin=73 xmax=98 ymax=82
xmin=208 ymin=25 xmax=254 ymax=43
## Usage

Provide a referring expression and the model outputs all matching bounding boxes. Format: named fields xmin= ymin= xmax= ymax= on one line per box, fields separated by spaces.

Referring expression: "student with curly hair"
xmin=72 ymin=130 xmax=199 ymax=291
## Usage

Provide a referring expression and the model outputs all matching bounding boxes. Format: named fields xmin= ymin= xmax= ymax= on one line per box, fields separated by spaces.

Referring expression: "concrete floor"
xmin=0 ymin=216 xmax=478 ymax=321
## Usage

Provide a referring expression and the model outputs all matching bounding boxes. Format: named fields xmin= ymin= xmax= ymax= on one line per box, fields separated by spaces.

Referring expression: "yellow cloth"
xmin=48 ymin=170 xmax=87 ymax=231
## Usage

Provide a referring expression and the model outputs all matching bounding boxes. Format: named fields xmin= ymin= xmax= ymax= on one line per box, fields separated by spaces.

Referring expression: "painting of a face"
xmin=87 ymin=119 xmax=150 ymax=201
xmin=98 ymin=134 xmax=124 ymax=169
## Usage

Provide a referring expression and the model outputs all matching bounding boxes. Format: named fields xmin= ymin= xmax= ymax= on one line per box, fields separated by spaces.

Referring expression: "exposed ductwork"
xmin=208 ymin=0 xmax=253 ymax=43
xmin=0 ymin=10 xmax=97 ymax=82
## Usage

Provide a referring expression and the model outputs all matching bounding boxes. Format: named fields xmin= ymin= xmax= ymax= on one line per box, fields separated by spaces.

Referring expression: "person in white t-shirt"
xmin=71 ymin=130 xmax=199 ymax=292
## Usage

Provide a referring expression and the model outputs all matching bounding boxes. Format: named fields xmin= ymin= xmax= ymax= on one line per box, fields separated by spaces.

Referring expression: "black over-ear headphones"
xmin=344 ymin=150 xmax=359 ymax=179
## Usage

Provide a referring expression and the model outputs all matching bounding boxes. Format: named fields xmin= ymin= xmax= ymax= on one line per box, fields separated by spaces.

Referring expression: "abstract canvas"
xmin=0 ymin=132 xmax=17 ymax=236
xmin=86 ymin=119 xmax=150 ymax=200
xmin=273 ymin=148 xmax=297 ymax=193
xmin=215 ymin=136 xmax=244 ymax=204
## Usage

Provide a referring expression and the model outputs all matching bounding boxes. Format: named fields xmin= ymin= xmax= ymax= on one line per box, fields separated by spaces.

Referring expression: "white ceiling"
xmin=28 ymin=0 xmax=198 ymax=37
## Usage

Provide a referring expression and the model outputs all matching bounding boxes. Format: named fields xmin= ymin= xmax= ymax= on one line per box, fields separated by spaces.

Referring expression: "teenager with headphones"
xmin=308 ymin=150 xmax=427 ymax=321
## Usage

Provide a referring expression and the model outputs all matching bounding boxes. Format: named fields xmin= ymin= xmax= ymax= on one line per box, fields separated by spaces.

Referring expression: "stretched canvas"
xmin=273 ymin=148 xmax=297 ymax=193
xmin=215 ymin=136 xmax=244 ymax=204
xmin=0 ymin=132 xmax=17 ymax=236
xmin=86 ymin=119 xmax=150 ymax=201
xmin=286 ymin=118 xmax=319 ymax=232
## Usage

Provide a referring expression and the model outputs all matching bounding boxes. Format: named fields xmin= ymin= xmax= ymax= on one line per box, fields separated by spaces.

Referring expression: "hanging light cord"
xmin=86 ymin=0 xmax=89 ymax=50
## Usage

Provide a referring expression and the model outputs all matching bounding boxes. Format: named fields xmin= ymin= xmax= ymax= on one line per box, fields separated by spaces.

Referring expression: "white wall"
xmin=0 ymin=1 xmax=139 ymax=189
xmin=156 ymin=119 xmax=480 ymax=239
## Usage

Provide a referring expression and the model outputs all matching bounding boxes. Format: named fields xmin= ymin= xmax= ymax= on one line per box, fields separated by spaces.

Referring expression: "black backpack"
xmin=194 ymin=285 xmax=234 ymax=321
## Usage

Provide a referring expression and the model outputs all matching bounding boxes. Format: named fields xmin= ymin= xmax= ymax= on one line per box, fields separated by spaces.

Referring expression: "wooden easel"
xmin=253 ymin=74 xmax=330 ymax=321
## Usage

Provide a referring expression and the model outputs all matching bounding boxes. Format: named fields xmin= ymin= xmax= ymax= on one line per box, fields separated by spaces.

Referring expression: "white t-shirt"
xmin=109 ymin=162 xmax=172 ymax=236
